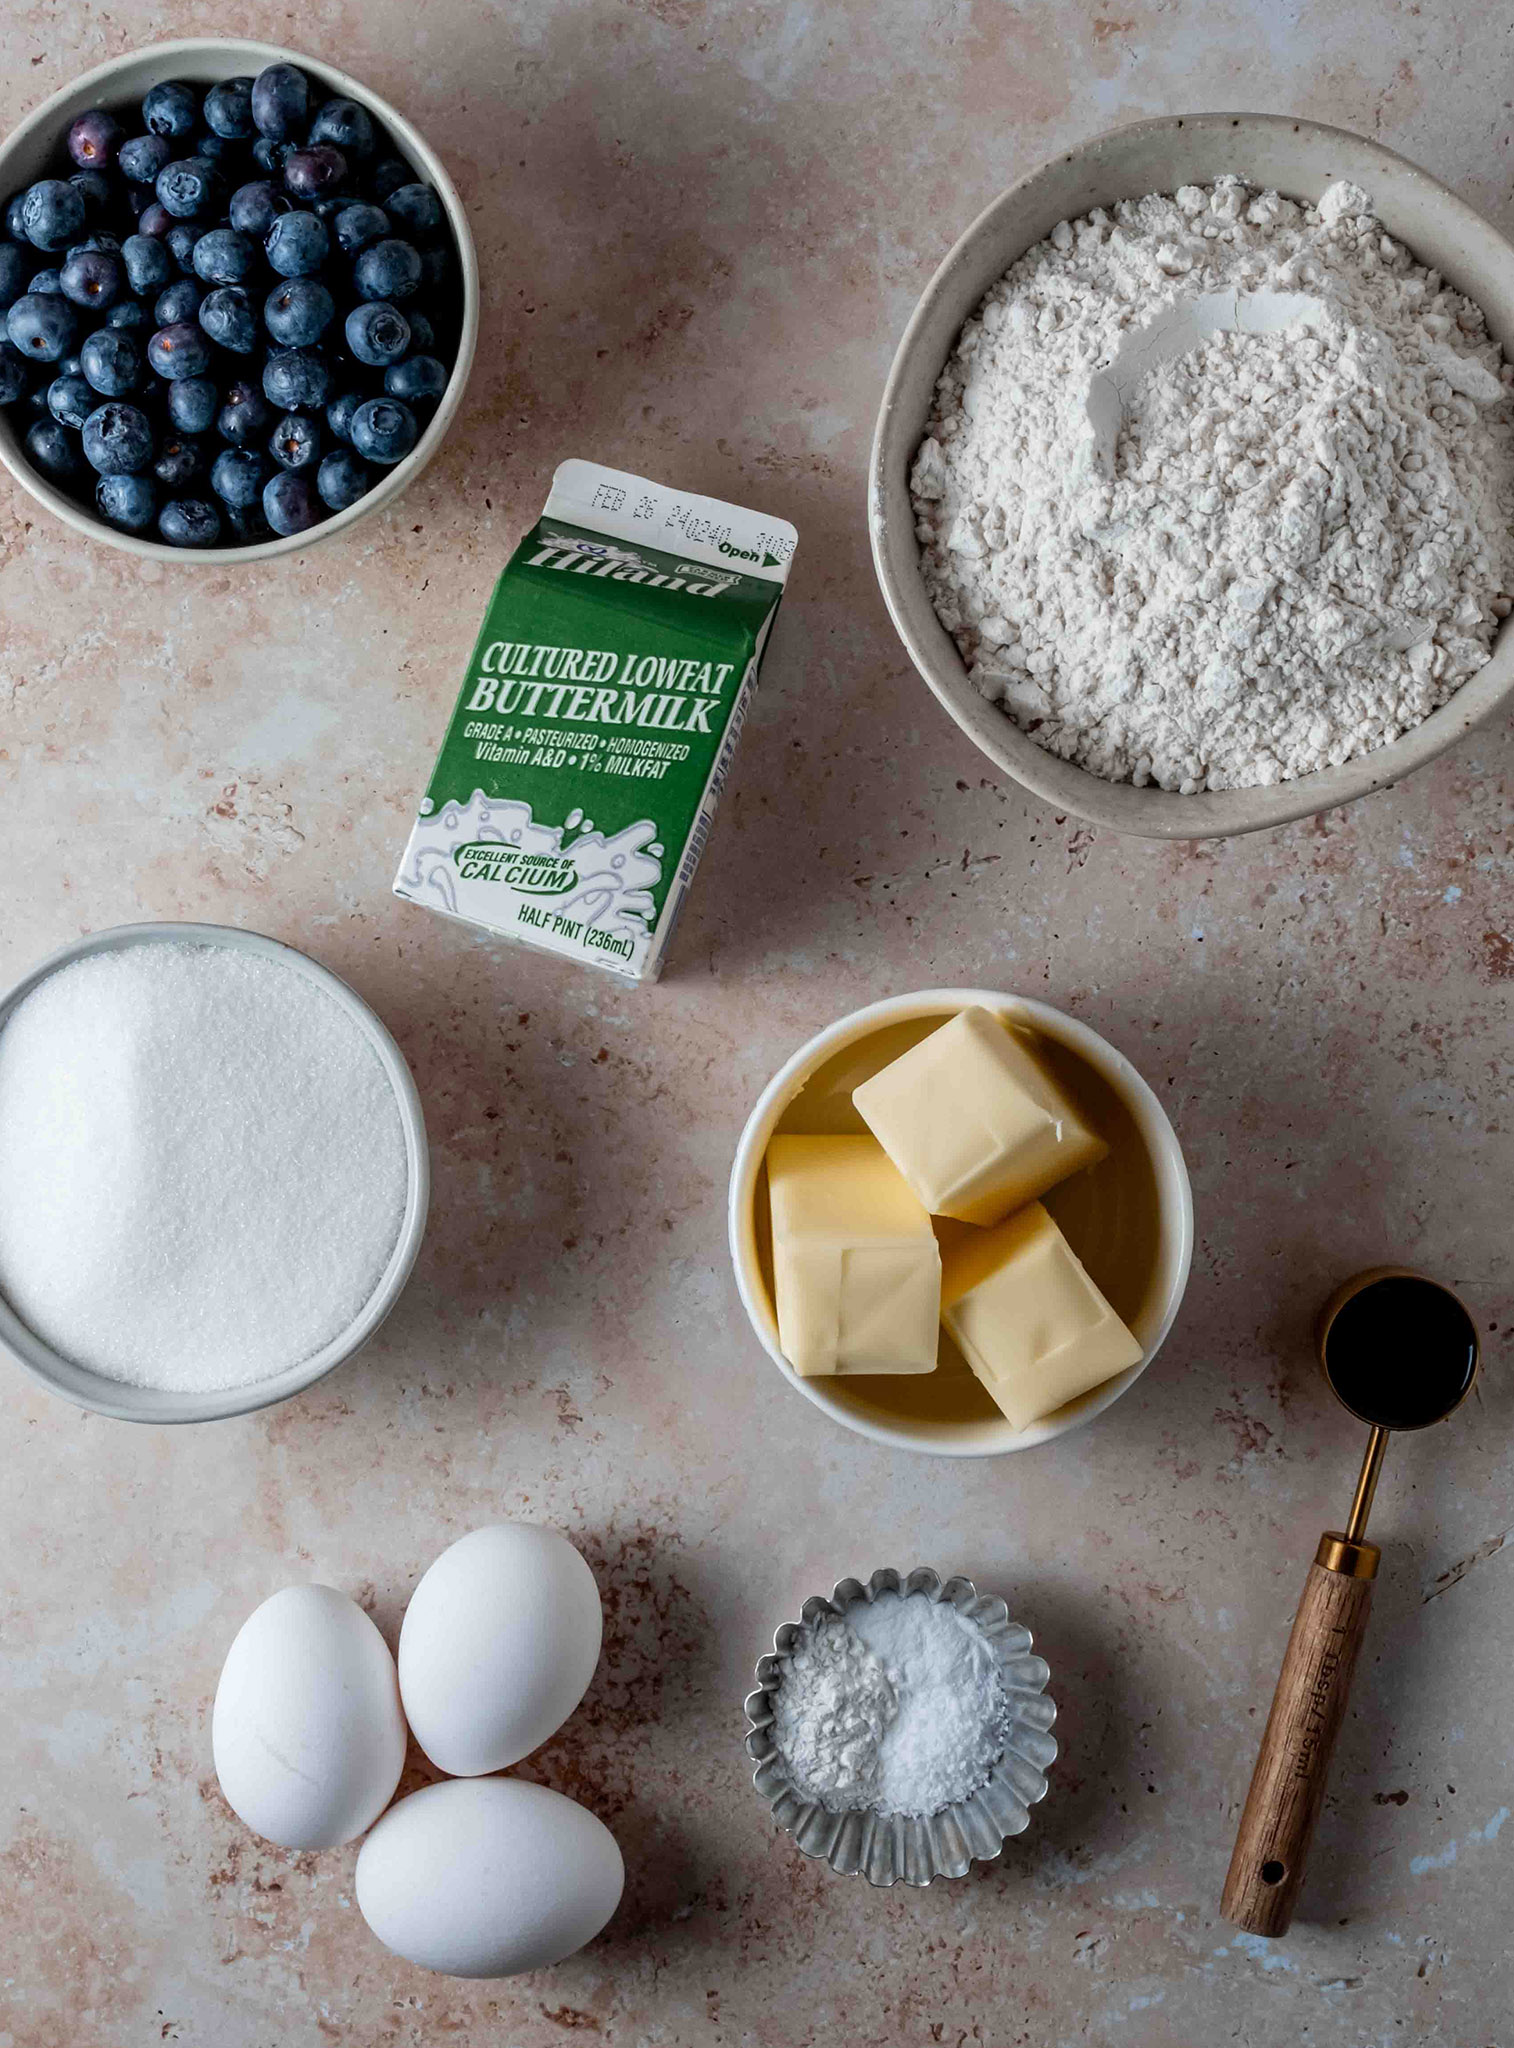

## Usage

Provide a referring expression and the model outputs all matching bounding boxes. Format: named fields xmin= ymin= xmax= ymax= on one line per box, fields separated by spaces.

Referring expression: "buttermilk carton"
xmin=394 ymin=460 xmax=797 ymax=982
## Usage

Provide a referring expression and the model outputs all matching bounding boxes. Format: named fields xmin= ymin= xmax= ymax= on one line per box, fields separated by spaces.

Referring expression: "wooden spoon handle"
xmin=1220 ymin=1548 xmax=1376 ymax=1936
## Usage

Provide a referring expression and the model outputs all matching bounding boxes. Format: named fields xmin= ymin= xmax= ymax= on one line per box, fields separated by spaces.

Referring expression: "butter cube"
xmin=852 ymin=1006 xmax=1107 ymax=1226
xmin=766 ymin=1134 xmax=941 ymax=1376
xmin=940 ymin=1202 xmax=1142 ymax=1429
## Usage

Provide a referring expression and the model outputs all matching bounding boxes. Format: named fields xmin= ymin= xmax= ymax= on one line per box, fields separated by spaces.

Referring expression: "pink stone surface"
xmin=2 ymin=3 xmax=1513 ymax=2042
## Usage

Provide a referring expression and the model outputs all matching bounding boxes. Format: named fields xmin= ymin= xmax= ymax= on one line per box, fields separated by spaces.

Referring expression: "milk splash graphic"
xmin=398 ymin=789 xmax=663 ymax=945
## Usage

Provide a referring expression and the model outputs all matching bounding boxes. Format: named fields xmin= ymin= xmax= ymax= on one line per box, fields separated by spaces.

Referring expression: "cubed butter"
xmin=766 ymin=1134 xmax=941 ymax=1376
xmin=940 ymin=1202 xmax=1142 ymax=1430
xmin=852 ymin=1006 xmax=1107 ymax=1226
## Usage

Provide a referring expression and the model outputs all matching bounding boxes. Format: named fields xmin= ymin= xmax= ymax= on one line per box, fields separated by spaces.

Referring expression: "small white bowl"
xmin=870 ymin=111 xmax=1514 ymax=838
xmin=728 ymin=989 xmax=1192 ymax=1458
xmin=0 ymin=922 xmax=430 ymax=1423
xmin=0 ymin=38 xmax=480 ymax=564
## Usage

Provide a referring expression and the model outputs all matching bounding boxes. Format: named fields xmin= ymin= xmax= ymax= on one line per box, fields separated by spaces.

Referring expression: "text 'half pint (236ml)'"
xmin=394 ymin=460 xmax=798 ymax=981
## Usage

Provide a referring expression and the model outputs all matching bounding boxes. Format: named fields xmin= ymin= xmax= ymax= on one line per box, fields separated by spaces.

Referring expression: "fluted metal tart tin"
xmin=744 ymin=1567 xmax=1057 ymax=1887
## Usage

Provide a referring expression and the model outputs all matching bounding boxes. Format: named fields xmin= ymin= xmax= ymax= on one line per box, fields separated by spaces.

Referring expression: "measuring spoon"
xmin=1220 ymin=1267 xmax=1479 ymax=1937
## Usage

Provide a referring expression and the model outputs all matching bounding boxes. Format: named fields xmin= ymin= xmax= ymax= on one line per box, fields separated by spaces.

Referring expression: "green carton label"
xmin=394 ymin=461 xmax=796 ymax=980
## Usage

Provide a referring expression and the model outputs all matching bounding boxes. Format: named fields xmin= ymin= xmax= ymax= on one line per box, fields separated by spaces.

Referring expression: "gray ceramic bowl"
xmin=0 ymin=922 xmax=430 ymax=1423
xmin=745 ymin=1568 xmax=1058 ymax=1887
xmin=870 ymin=112 xmax=1514 ymax=838
xmin=0 ymin=38 xmax=479 ymax=565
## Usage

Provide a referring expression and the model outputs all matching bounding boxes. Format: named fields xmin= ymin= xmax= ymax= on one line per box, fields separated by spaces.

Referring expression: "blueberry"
xmin=227 ymin=499 xmax=272 ymax=542
xmin=3 ymin=192 xmax=27 ymax=240
xmin=67 ymin=108 xmax=124 ymax=171
xmin=166 ymin=223 xmax=203 ymax=274
xmin=251 ymin=137 xmax=288 ymax=178
xmin=311 ymin=194 xmax=347 ymax=223
xmin=153 ymin=433 xmax=203 ymax=488
xmin=123 ymin=182 xmax=152 ymax=219
xmin=156 ymin=157 xmax=223 ymax=221
xmin=20 ymin=179 xmax=86 ymax=252
xmin=405 ymin=309 xmax=436 ymax=353
xmin=229 ymin=180 xmax=282 ymax=237
xmin=262 ymin=346 xmax=330 ymax=410
xmin=107 ymin=299 xmax=150 ymax=333
xmin=310 ymin=97 xmax=375 ymax=159
xmin=142 ymin=81 xmax=200 ymax=139
xmin=284 ymin=145 xmax=347 ymax=201
xmin=154 ymin=277 xmax=203 ymax=326
xmin=262 ymin=468 xmax=319 ymax=535
xmin=167 ymin=374 xmax=217 ymax=434
xmin=147 ymin=320 xmax=212 ymax=380
xmin=81 ymin=400 xmax=153 ymax=474
xmin=122 ymin=232 xmax=172 ymax=296
xmin=80 ymin=327 xmax=142 ymax=396
xmin=0 ymin=242 xmax=29 ymax=309
xmin=67 ymin=232 xmax=121 ymax=257
xmin=263 ymin=275 xmax=334 ymax=348
xmin=251 ymin=64 xmax=309 ymax=142
xmin=0 ymin=340 xmax=31 ymax=404
xmin=158 ymin=496 xmax=222 ymax=547
xmin=60 ymin=248 xmax=124 ymax=310
xmin=27 ymin=269 xmax=64 ymax=296
xmin=118 ymin=133 xmax=172 ymax=185
xmin=192 ymin=228 xmax=257 ymax=286
xmin=325 ymin=388 xmax=363 ymax=443
xmin=385 ymin=354 xmax=447 ymax=406
xmin=46 ymin=370 xmax=93 ymax=427
xmin=349 ymin=395 xmax=417 ymax=465
xmin=197 ymin=285 xmax=257 ymax=355
xmin=345 ymin=299 xmax=409 ymax=367
xmin=69 ymin=171 xmax=113 ymax=221
xmin=205 ymin=135 xmax=244 ymax=171
xmin=418 ymin=244 xmax=452 ymax=294
xmin=269 ymin=411 xmax=320 ymax=470
xmin=369 ymin=156 xmax=411 ymax=203
xmin=137 ymin=202 xmax=174 ymax=240
xmin=316 ymin=445 xmax=370 ymax=510
xmin=385 ymin=183 xmax=444 ymax=242
xmin=25 ymin=416 xmax=83 ymax=483
xmin=203 ymin=77 xmax=256 ymax=140
xmin=354 ymin=237 xmax=421 ymax=303
xmin=217 ymin=379 xmax=271 ymax=445
xmin=210 ymin=445 xmax=267 ymax=507
xmin=334 ymin=201 xmax=388 ymax=256
xmin=264 ymin=210 xmax=328 ymax=277
xmin=96 ymin=471 xmax=157 ymax=531
xmin=7 ymin=292 xmax=78 ymax=360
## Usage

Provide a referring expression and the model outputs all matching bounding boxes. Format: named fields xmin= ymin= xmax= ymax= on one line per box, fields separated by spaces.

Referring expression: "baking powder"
xmin=911 ymin=177 xmax=1514 ymax=792
xmin=772 ymin=1589 xmax=1012 ymax=1818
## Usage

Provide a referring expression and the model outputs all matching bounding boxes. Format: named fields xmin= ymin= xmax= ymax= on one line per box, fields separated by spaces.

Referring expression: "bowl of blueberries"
xmin=0 ymin=39 xmax=478 ymax=557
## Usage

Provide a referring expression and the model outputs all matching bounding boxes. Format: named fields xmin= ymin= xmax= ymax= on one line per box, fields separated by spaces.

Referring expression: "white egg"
xmin=212 ymin=1583 xmax=406 ymax=1851
xmin=398 ymin=1524 xmax=602 ymax=1774
xmin=355 ymin=1776 xmax=623 ymax=1977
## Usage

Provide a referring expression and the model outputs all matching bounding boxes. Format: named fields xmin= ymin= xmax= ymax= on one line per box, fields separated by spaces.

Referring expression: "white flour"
xmin=911 ymin=177 xmax=1514 ymax=791
xmin=772 ymin=1589 xmax=1011 ymax=1818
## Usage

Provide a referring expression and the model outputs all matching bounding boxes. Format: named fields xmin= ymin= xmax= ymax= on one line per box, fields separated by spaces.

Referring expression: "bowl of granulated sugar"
xmin=745 ymin=1567 xmax=1058 ymax=1886
xmin=0 ymin=922 xmax=428 ymax=1423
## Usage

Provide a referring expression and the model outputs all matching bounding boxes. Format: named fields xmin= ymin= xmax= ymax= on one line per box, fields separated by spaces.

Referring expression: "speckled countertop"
xmin=3 ymin=2 xmax=1512 ymax=2043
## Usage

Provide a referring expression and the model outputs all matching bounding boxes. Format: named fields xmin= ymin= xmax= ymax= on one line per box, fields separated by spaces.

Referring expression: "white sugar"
xmin=0 ymin=942 xmax=408 ymax=1392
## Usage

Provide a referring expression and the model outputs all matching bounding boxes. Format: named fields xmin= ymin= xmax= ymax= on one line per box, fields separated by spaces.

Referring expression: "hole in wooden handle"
xmin=1260 ymin=1860 xmax=1287 ymax=1885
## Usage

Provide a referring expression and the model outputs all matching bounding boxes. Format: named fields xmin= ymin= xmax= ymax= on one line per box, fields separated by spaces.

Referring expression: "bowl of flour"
xmin=870 ymin=113 xmax=1514 ymax=836
xmin=0 ymin=923 xmax=429 ymax=1423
